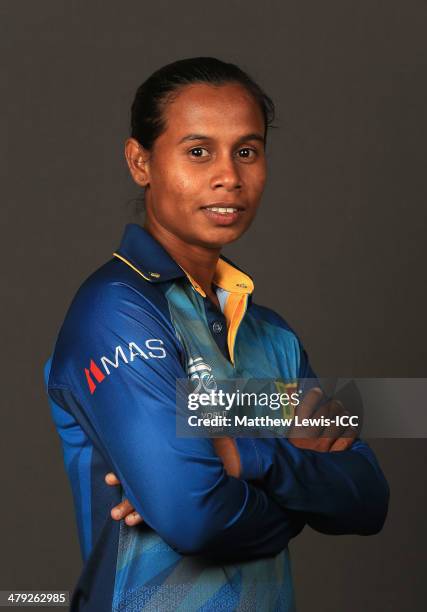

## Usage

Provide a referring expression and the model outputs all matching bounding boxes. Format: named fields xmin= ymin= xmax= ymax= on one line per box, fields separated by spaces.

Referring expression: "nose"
xmin=210 ymin=154 xmax=242 ymax=191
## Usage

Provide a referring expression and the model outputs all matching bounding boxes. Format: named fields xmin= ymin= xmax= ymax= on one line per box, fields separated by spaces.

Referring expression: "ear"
xmin=124 ymin=137 xmax=151 ymax=188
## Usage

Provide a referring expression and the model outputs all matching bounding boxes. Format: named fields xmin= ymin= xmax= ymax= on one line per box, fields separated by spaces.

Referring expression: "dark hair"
xmin=130 ymin=56 xmax=275 ymax=150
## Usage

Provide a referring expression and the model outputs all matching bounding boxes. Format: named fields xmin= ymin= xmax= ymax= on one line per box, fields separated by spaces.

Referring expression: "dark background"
xmin=1 ymin=1 xmax=426 ymax=610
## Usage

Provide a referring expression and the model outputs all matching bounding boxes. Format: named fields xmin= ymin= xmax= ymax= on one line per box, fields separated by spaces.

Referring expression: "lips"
xmin=200 ymin=202 xmax=245 ymax=213
xmin=204 ymin=206 xmax=238 ymax=214
xmin=200 ymin=203 xmax=244 ymax=226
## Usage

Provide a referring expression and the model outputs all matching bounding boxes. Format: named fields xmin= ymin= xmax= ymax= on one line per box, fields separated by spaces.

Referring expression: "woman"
xmin=45 ymin=57 xmax=389 ymax=612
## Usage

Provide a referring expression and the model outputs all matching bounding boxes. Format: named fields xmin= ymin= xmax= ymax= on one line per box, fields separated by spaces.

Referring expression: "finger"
xmin=125 ymin=512 xmax=144 ymax=526
xmin=111 ymin=499 xmax=134 ymax=520
xmin=289 ymin=437 xmax=321 ymax=450
xmin=317 ymin=400 xmax=348 ymax=443
xmin=296 ymin=387 xmax=324 ymax=420
xmin=105 ymin=472 xmax=121 ymax=486
xmin=288 ymin=387 xmax=324 ymax=439
xmin=329 ymin=427 xmax=358 ymax=451
xmin=213 ymin=437 xmax=241 ymax=478
xmin=289 ymin=400 xmax=346 ymax=450
xmin=329 ymin=437 xmax=354 ymax=452
xmin=304 ymin=402 xmax=338 ymax=451
xmin=289 ymin=389 xmax=328 ymax=441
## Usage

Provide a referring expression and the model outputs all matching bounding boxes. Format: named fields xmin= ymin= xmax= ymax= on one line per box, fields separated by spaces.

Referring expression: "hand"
xmin=212 ymin=436 xmax=241 ymax=478
xmin=105 ymin=472 xmax=144 ymax=526
xmin=288 ymin=387 xmax=357 ymax=452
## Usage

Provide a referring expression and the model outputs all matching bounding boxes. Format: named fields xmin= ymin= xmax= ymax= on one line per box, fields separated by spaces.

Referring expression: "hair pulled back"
xmin=130 ymin=56 xmax=275 ymax=150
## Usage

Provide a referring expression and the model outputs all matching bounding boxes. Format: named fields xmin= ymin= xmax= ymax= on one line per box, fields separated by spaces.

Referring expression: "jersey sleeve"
xmin=236 ymin=324 xmax=390 ymax=536
xmin=48 ymin=281 xmax=305 ymax=561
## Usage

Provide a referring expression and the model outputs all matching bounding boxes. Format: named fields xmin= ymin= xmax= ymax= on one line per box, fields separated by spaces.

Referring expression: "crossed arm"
xmin=63 ymin=284 xmax=389 ymax=558
xmin=106 ymin=386 xmax=389 ymax=539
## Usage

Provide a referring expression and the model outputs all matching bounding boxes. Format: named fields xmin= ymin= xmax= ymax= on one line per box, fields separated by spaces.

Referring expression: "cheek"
xmin=244 ymin=165 xmax=267 ymax=197
xmin=155 ymin=159 xmax=202 ymax=202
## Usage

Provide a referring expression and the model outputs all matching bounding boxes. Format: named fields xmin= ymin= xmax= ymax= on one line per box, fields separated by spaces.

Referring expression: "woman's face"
xmin=129 ymin=83 xmax=267 ymax=249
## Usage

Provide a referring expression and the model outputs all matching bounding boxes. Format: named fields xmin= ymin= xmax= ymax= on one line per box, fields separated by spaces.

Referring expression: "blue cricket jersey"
xmin=44 ymin=223 xmax=389 ymax=611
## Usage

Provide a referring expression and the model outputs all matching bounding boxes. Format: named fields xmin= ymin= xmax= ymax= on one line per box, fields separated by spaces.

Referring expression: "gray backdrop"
xmin=1 ymin=1 xmax=426 ymax=610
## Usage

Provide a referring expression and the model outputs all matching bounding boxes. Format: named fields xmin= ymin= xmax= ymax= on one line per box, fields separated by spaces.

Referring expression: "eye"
xmin=189 ymin=147 xmax=209 ymax=158
xmin=237 ymin=147 xmax=257 ymax=160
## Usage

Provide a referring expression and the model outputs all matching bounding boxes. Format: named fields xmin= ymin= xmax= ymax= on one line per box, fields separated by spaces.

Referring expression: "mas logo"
xmin=84 ymin=339 xmax=166 ymax=394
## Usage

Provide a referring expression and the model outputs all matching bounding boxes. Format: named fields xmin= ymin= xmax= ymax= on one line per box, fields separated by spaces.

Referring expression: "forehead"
xmin=161 ymin=83 xmax=265 ymax=139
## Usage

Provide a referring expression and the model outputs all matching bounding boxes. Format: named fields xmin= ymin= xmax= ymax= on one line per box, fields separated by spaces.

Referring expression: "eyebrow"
xmin=178 ymin=133 xmax=265 ymax=145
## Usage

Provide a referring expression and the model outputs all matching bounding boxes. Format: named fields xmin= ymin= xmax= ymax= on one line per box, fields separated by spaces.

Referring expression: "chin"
xmin=194 ymin=226 xmax=246 ymax=249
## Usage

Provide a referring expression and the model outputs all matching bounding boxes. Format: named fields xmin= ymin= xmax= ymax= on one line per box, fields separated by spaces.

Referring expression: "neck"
xmin=143 ymin=217 xmax=221 ymax=297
